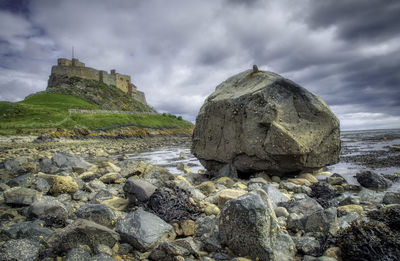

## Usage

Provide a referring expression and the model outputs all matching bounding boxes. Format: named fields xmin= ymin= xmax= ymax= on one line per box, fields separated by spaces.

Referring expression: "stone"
xmin=191 ymin=69 xmax=340 ymax=176
xmin=28 ymin=197 xmax=68 ymax=221
xmin=326 ymin=173 xmax=347 ymax=185
xmin=116 ymin=208 xmax=175 ymax=251
xmin=40 ymin=152 xmax=92 ymax=174
xmin=37 ymin=173 xmax=79 ymax=195
xmin=33 ymin=178 xmax=51 ymax=193
xmin=356 ymin=170 xmax=392 ymax=189
xmin=303 ymin=256 xmax=337 ymax=261
xmin=90 ymin=253 xmax=115 ymax=261
xmin=261 ymin=184 xmax=290 ymax=208
xmin=293 ymin=236 xmax=321 ymax=256
xmin=181 ymin=220 xmax=196 ymax=236
xmin=304 ymin=207 xmax=338 ymax=234
xmin=203 ymin=202 xmax=220 ymax=216
xmin=383 ymin=192 xmax=400 ymax=204
xmin=195 ymin=181 xmax=216 ymax=195
xmin=274 ymin=206 xmax=289 ymax=218
xmin=337 ymin=204 xmax=363 ymax=215
xmin=3 ymin=157 xmax=31 ymax=174
xmin=4 ymin=187 xmax=41 ymax=205
xmin=95 ymin=244 xmax=113 ymax=256
xmin=298 ymin=173 xmax=319 ymax=183
xmin=46 ymin=219 xmax=120 ymax=253
xmin=123 ymin=178 xmax=157 ymax=203
xmin=271 ymin=176 xmax=281 ymax=183
xmin=100 ymin=197 xmax=129 ymax=211
xmin=215 ymin=176 xmax=235 ymax=188
xmin=338 ymin=212 xmax=359 ymax=229
xmin=7 ymin=173 xmax=35 ymax=188
xmin=66 ymin=248 xmax=91 ymax=261
xmin=1 ymin=220 xmax=52 ymax=242
xmin=219 ymin=192 xmax=295 ymax=261
xmin=215 ymin=189 xmax=247 ymax=208
xmin=358 ymin=188 xmax=385 ymax=204
xmin=149 ymin=241 xmax=191 ymax=261
xmin=287 ymin=178 xmax=311 ymax=186
xmin=75 ymin=204 xmax=116 ymax=228
xmin=0 ymin=239 xmax=40 ymax=261
xmin=99 ymin=172 xmax=120 ymax=183
xmin=283 ymin=195 xmax=323 ymax=216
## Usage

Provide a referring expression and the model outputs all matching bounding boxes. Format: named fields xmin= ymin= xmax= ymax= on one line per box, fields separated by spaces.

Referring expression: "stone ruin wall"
xmin=51 ymin=58 xmax=147 ymax=104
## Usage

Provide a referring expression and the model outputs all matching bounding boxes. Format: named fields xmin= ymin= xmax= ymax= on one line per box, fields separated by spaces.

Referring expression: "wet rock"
xmin=326 ymin=173 xmax=347 ymax=185
xmin=37 ymin=173 xmax=79 ymax=196
xmin=116 ymin=208 xmax=175 ymax=251
xmin=0 ymin=239 xmax=40 ymax=261
xmin=4 ymin=187 xmax=41 ymax=205
xmin=219 ymin=192 xmax=295 ymax=261
xmin=383 ymin=192 xmax=400 ymax=204
xmin=261 ymin=184 xmax=290 ymax=208
xmin=46 ymin=219 xmax=120 ymax=253
xmin=359 ymin=188 xmax=385 ymax=204
xmin=215 ymin=189 xmax=247 ymax=208
xmin=100 ymin=197 xmax=129 ymax=211
xmin=293 ymin=236 xmax=321 ymax=256
xmin=356 ymin=170 xmax=392 ymax=189
xmin=28 ymin=197 xmax=68 ymax=222
xmin=75 ymin=204 xmax=116 ymax=228
xmin=7 ymin=173 xmax=35 ymax=188
xmin=337 ymin=204 xmax=363 ymax=215
xmin=124 ymin=178 xmax=157 ymax=204
xmin=191 ymin=69 xmax=340 ymax=176
xmin=40 ymin=152 xmax=92 ymax=174
xmin=66 ymin=248 xmax=91 ymax=261
xmin=1 ymin=220 xmax=52 ymax=242
xmin=282 ymin=194 xmax=323 ymax=216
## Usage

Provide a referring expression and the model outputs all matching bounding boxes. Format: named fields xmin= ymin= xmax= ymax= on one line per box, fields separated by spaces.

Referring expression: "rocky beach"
xmin=0 ymin=69 xmax=399 ymax=261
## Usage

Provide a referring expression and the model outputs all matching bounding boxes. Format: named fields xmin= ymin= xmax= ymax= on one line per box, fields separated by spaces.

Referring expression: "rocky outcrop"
xmin=192 ymin=69 xmax=340 ymax=176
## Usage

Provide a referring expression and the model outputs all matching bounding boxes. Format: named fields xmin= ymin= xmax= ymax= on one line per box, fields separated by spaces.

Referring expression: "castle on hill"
xmin=48 ymin=58 xmax=147 ymax=104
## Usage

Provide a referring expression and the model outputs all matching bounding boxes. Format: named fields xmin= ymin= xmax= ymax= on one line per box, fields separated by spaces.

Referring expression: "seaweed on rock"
xmin=146 ymin=187 xmax=201 ymax=223
xmin=337 ymin=205 xmax=400 ymax=261
xmin=309 ymin=183 xmax=341 ymax=208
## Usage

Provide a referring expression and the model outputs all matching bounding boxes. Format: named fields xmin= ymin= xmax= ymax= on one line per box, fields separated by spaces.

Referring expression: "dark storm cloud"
xmin=306 ymin=0 xmax=400 ymax=42
xmin=0 ymin=0 xmax=399 ymax=130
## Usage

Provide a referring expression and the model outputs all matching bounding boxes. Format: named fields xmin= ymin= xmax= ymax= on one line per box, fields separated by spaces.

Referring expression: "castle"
xmin=49 ymin=58 xmax=147 ymax=104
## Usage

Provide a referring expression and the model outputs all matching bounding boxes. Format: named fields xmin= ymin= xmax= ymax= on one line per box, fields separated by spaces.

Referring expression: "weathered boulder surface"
xmin=192 ymin=69 xmax=340 ymax=176
xmin=219 ymin=192 xmax=295 ymax=261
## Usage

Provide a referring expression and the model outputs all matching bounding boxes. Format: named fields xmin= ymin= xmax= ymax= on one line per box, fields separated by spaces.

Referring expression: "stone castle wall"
xmin=50 ymin=58 xmax=147 ymax=104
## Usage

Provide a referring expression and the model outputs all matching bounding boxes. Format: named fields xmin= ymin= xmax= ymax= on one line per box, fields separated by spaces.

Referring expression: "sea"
xmin=126 ymin=129 xmax=400 ymax=191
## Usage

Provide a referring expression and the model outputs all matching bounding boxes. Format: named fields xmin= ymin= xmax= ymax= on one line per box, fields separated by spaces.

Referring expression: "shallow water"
xmin=126 ymin=129 xmax=400 ymax=192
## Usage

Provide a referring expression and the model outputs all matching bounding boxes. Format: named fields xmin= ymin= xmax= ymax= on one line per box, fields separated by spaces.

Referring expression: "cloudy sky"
xmin=0 ymin=0 xmax=399 ymax=130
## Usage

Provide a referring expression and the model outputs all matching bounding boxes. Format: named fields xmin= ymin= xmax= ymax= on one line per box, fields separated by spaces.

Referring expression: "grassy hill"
xmin=0 ymin=93 xmax=192 ymax=135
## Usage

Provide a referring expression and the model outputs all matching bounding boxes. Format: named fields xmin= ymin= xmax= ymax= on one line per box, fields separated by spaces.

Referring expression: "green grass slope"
xmin=0 ymin=93 xmax=192 ymax=133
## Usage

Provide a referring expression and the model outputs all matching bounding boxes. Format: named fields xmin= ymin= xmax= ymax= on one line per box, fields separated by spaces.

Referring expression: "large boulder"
xmin=192 ymin=69 xmax=340 ymax=176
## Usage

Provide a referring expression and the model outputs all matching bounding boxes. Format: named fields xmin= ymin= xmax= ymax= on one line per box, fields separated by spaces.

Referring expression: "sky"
xmin=0 ymin=0 xmax=399 ymax=131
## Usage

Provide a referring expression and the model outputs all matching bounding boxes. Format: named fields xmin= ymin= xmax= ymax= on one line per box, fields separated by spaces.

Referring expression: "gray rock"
xmin=95 ymin=244 xmax=113 ymax=256
xmin=303 ymin=256 xmax=337 ymax=261
xmin=149 ymin=241 xmax=192 ymax=261
xmin=359 ymin=188 xmax=385 ymax=204
xmin=287 ymin=207 xmax=338 ymax=234
xmin=33 ymin=178 xmax=51 ymax=193
xmin=28 ymin=197 xmax=68 ymax=221
xmin=75 ymin=204 xmax=115 ymax=228
xmin=338 ymin=195 xmax=360 ymax=206
xmin=338 ymin=212 xmax=359 ymax=229
xmin=262 ymin=184 xmax=290 ymax=208
xmin=326 ymin=173 xmax=347 ymax=185
xmin=4 ymin=187 xmax=41 ymax=205
xmin=40 ymin=152 xmax=93 ymax=174
xmin=218 ymin=163 xmax=238 ymax=178
xmin=275 ymin=206 xmax=289 ymax=218
xmin=90 ymin=253 xmax=115 ymax=261
xmin=284 ymin=195 xmax=323 ymax=216
xmin=3 ymin=157 xmax=30 ymax=174
xmin=0 ymin=239 xmax=40 ymax=261
xmin=117 ymin=243 xmax=133 ymax=255
xmin=195 ymin=216 xmax=222 ymax=252
xmin=1 ymin=220 xmax=52 ymax=242
xmin=123 ymin=178 xmax=157 ymax=203
xmin=356 ymin=170 xmax=392 ymax=189
xmin=46 ymin=219 xmax=120 ymax=252
xmin=219 ymin=192 xmax=295 ymax=261
xmin=383 ymin=192 xmax=400 ymax=204
xmin=7 ymin=174 xmax=35 ymax=188
xmin=191 ymin=69 xmax=340 ymax=176
xmin=293 ymin=236 xmax=320 ymax=255
xmin=66 ymin=248 xmax=91 ymax=261
xmin=116 ymin=208 xmax=175 ymax=251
